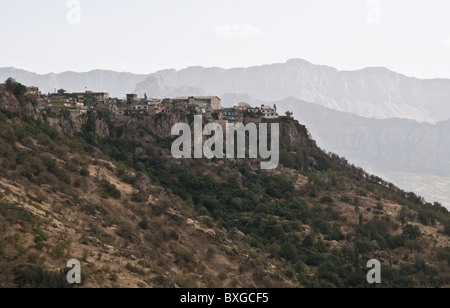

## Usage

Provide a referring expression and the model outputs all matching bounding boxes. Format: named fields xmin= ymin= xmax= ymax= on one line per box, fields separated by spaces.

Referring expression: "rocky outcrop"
xmin=94 ymin=118 xmax=110 ymax=138
xmin=47 ymin=113 xmax=85 ymax=135
xmin=48 ymin=112 xmax=109 ymax=138
xmin=265 ymin=117 xmax=317 ymax=150
xmin=277 ymin=97 xmax=450 ymax=177
xmin=116 ymin=110 xmax=190 ymax=140
xmin=0 ymin=85 xmax=41 ymax=119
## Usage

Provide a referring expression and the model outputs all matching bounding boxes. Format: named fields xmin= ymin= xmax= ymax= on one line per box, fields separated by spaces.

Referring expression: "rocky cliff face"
xmin=47 ymin=112 xmax=109 ymax=139
xmin=114 ymin=112 xmax=315 ymax=151
xmin=45 ymin=109 xmax=190 ymax=141
xmin=111 ymin=111 xmax=190 ymax=140
xmin=276 ymin=97 xmax=450 ymax=177
xmin=47 ymin=114 xmax=85 ymax=136
xmin=0 ymin=85 xmax=41 ymax=119
xmin=267 ymin=117 xmax=317 ymax=150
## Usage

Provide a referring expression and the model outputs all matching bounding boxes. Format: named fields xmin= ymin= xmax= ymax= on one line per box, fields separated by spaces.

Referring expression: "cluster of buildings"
xmin=31 ymin=88 xmax=107 ymax=115
xmin=27 ymin=87 xmax=279 ymax=121
xmin=120 ymin=95 xmax=278 ymax=121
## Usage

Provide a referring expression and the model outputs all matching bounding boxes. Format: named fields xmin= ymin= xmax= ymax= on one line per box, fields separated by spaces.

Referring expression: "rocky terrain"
xmin=3 ymin=61 xmax=450 ymax=209
xmin=0 ymin=83 xmax=449 ymax=288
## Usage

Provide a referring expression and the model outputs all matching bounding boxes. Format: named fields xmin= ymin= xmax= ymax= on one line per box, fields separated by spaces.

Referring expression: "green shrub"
xmin=5 ymin=78 xmax=27 ymax=98
xmin=52 ymin=239 xmax=72 ymax=258
xmin=403 ymin=225 xmax=422 ymax=240
xmin=169 ymin=230 xmax=179 ymax=241
xmin=302 ymin=235 xmax=315 ymax=248
xmin=152 ymin=198 xmax=170 ymax=216
xmin=101 ymin=180 xmax=121 ymax=199
xmin=340 ymin=195 xmax=352 ymax=204
xmin=320 ymin=196 xmax=334 ymax=204
xmin=444 ymin=222 xmax=450 ymax=236
xmin=80 ymin=168 xmax=90 ymax=177
xmin=175 ymin=274 xmax=197 ymax=288
xmin=27 ymin=252 xmax=40 ymax=264
xmin=174 ymin=248 xmax=197 ymax=270
xmin=81 ymin=203 xmax=108 ymax=217
xmin=16 ymin=265 xmax=72 ymax=288
xmin=110 ymin=273 xmax=118 ymax=283
xmin=355 ymin=239 xmax=374 ymax=253
xmin=312 ymin=217 xmax=331 ymax=234
xmin=418 ymin=210 xmax=438 ymax=226
xmin=218 ymin=272 xmax=228 ymax=281
xmin=387 ymin=235 xmax=406 ymax=249
xmin=0 ymin=201 xmax=41 ymax=228
xmin=138 ymin=220 xmax=149 ymax=230
xmin=125 ymin=263 xmax=144 ymax=275
xmin=74 ymin=178 xmax=82 ymax=188
xmin=34 ymin=231 xmax=48 ymax=247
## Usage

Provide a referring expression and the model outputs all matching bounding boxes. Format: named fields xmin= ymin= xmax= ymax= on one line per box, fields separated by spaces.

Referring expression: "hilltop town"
xmin=24 ymin=86 xmax=279 ymax=123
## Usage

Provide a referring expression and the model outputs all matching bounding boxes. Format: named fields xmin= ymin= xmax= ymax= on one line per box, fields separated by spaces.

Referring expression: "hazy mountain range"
xmin=274 ymin=98 xmax=450 ymax=207
xmin=1 ymin=59 xmax=449 ymax=207
xmin=0 ymin=67 xmax=148 ymax=98
xmin=144 ymin=60 xmax=450 ymax=123
xmin=276 ymin=98 xmax=450 ymax=176
xmin=2 ymin=59 xmax=450 ymax=122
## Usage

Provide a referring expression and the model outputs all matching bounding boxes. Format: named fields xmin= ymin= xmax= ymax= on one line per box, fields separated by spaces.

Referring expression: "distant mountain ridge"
xmin=0 ymin=67 xmax=148 ymax=98
xmin=276 ymin=98 xmax=450 ymax=176
xmin=144 ymin=59 xmax=450 ymax=122
xmin=3 ymin=59 xmax=450 ymax=122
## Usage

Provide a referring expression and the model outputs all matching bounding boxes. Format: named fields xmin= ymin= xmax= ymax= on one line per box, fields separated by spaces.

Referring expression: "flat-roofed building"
xmin=126 ymin=94 xmax=138 ymax=104
xmin=26 ymin=86 xmax=40 ymax=95
xmin=131 ymin=104 xmax=149 ymax=111
xmin=73 ymin=91 xmax=110 ymax=101
xmin=260 ymin=105 xmax=278 ymax=118
xmin=188 ymin=96 xmax=222 ymax=110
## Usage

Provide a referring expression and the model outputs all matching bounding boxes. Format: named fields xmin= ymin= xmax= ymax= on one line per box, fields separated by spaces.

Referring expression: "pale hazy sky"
xmin=1 ymin=0 xmax=450 ymax=78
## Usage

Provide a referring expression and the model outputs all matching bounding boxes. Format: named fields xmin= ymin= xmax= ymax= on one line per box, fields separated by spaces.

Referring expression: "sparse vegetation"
xmin=80 ymin=168 xmax=90 ymax=177
xmin=101 ymin=180 xmax=121 ymax=199
xmin=16 ymin=265 xmax=71 ymax=288
xmin=0 ymin=87 xmax=448 ymax=288
xmin=5 ymin=78 xmax=27 ymax=98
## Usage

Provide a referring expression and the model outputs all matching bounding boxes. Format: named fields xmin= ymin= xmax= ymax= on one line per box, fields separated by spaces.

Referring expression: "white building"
xmin=260 ymin=105 xmax=278 ymax=118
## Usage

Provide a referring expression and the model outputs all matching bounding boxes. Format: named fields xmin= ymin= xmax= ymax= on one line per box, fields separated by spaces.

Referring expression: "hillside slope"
xmin=275 ymin=97 xmax=450 ymax=208
xmin=0 ymin=86 xmax=449 ymax=288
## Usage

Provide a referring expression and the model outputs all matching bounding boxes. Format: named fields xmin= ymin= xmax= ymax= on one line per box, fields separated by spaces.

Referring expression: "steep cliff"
xmin=0 ymin=85 xmax=41 ymax=120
